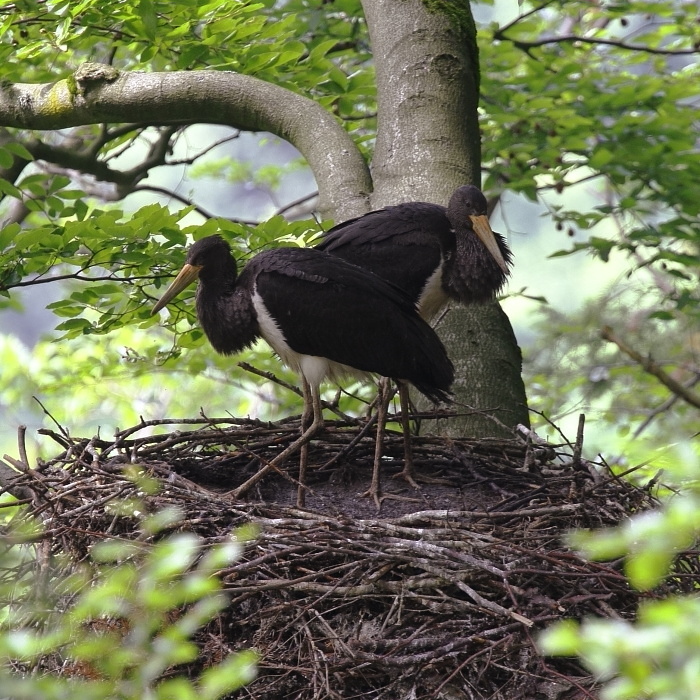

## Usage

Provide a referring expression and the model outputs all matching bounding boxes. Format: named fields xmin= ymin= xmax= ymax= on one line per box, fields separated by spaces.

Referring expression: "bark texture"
xmin=362 ymin=0 xmax=530 ymax=436
xmin=362 ymin=0 xmax=481 ymax=205
xmin=0 ymin=67 xmax=372 ymax=221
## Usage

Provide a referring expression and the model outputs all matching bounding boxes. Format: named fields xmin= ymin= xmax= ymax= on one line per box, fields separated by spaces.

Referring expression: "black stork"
xmin=315 ymin=185 xmax=512 ymax=485
xmin=151 ymin=235 xmax=454 ymax=507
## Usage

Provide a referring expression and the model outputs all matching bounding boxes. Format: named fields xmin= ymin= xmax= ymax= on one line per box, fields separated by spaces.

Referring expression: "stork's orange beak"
xmin=470 ymin=215 xmax=509 ymax=274
xmin=151 ymin=263 xmax=202 ymax=314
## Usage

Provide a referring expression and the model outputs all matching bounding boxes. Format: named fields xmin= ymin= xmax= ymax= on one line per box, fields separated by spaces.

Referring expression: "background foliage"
xmin=0 ymin=0 xmax=696 ymax=461
xmin=0 ymin=480 xmax=257 ymax=699
xmin=0 ymin=2 xmax=698 ymax=695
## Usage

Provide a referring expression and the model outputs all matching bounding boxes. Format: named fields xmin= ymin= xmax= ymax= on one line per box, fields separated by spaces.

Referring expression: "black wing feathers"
xmin=252 ymin=249 xmax=453 ymax=401
xmin=316 ymin=203 xmax=450 ymax=303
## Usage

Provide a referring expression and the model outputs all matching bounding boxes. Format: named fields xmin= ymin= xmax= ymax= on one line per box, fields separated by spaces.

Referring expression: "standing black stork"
xmin=151 ymin=235 xmax=454 ymax=507
xmin=315 ymin=185 xmax=512 ymax=485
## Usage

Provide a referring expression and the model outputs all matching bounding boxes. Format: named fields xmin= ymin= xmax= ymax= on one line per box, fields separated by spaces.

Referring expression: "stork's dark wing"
xmin=314 ymin=203 xmax=451 ymax=304
xmin=248 ymin=248 xmax=453 ymax=401
xmin=317 ymin=202 xmax=448 ymax=248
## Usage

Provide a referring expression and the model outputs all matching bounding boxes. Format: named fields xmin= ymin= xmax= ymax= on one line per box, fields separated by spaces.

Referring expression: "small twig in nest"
xmin=33 ymin=396 xmax=71 ymax=438
xmin=5 ymin=415 xmax=698 ymax=700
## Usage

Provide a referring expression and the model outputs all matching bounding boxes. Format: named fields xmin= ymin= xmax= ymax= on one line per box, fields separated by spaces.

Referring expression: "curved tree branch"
xmin=601 ymin=326 xmax=700 ymax=410
xmin=0 ymin=63 xmax=373 ymax=221
xmin=497 ymin=32 xmax=699 ymax=56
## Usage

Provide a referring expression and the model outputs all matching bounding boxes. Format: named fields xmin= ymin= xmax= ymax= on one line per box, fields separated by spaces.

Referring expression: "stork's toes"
xmin=361 ymin=485 xmax=421 ymax=512
xmin=393 ymin=469 xmax=451 ymax=487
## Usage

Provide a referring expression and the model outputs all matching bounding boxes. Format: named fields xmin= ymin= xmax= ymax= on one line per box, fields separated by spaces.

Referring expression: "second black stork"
xmin=315 ymin=185 xmax=512 ymax=484
xmin=151 ymin=235 xmax=454 ymax=507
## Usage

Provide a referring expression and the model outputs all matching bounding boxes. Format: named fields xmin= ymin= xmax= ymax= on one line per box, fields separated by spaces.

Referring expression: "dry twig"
xmin=2 ymin=414 xmax=697 ymax=699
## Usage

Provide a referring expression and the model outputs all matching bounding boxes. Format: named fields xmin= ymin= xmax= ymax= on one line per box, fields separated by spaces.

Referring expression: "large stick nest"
xmin=3 ymin=412 xmax=697 ymax=699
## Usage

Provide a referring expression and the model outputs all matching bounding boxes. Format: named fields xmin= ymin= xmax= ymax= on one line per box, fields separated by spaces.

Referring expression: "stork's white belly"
xmin=252 ymin=288 xmax=369 ymax=388
xmin=417 ymin=264 xmax=449 ymax=321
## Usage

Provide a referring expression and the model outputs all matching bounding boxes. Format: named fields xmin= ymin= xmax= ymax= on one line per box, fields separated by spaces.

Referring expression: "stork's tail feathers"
xmin=407 ymin=333 xmax=454 ymax=404
xmin=414 ymin=383 xmax=453 ymax=405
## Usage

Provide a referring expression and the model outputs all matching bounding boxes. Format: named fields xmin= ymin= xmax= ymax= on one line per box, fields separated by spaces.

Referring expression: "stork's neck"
xmin=450 ymin=232 xmax=508 ymax=302
xmin=198 ymin=255 xmax=238 ymax=297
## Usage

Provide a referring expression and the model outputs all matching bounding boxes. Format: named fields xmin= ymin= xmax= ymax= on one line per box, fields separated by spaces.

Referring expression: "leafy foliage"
xmin=0 ymin=490 xmax=256 ymax=699
xmin=0 ymin=206 xmax=371 ymax=458
xmin=540 ymin=438 xmax=700 ymax=699
xmin=481 ymin=1 xmax=699 ymax=321
xmin=0 ymin=2 xmax=699 ymax=696
xmin=541 ymin=597 xmax=700 ymax=700
xmin=525 ymin=280 xmax=698 ymax=459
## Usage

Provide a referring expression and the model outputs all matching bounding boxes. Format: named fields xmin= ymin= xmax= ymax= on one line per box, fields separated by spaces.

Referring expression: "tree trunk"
xmin=362 ymin=0 xmax=530 ymax=436
xmin=0 ymin=3 xmax=531 ymax=436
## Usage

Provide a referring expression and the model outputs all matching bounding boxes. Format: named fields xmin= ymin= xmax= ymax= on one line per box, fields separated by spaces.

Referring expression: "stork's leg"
xmin=362 ymin=377 xmax=421 ymax=511
xmin=363 ymin=376 xmax=389 ymax=510
xmin=297 ymin=378 xmax=322 ymax=508
xmin=394 ymin=383 xmax=450 ymax=487
xmin=397 ymin=381 xmax=419 ymax=487
xmin=231 ymin=379 xmax=324 ymax=502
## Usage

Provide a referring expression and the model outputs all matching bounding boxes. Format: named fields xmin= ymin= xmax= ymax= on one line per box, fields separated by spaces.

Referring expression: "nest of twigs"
xmin=2 ymin=411 xmax=698 ymax=699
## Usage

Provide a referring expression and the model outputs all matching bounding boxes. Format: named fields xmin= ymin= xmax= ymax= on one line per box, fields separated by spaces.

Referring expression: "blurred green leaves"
xmin=481 ymin=1 xmax=699 ymax=318
xmin=539 ymin=432 xmax=700 ymax=699
xmin=0 ymin=500 xmax=257 ymax=699
xmin=540 ymin=598 xmax=700 ymax=700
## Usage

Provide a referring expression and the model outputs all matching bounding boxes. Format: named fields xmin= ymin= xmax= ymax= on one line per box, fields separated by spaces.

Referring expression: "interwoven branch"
xmin=2 ymin=415 xmax=697 ymax=699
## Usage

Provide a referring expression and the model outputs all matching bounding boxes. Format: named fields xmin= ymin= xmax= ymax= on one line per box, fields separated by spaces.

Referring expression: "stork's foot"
xmin=361 ymin=485 xmax=422 ymax=512
xmin=393 ymin=468 xmax=451 ymax=487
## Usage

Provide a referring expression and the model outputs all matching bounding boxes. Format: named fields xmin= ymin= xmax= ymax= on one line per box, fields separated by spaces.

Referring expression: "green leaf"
xmin=537 ymin=620 xmax=581 ymax=656
xmin=138 ymin=0 xmax=158 ymax=41
xmin=4 ymin=142 xmax=34 ymax=161
xmin=197 ymin=650 xmax=258 ymax=697
xmin=625 ymin=548 xmax=674 ymax=591
xmin=588 ymin=146 xmax=614 ymax=169
xmin=0 ymin=148 xmax=14 ymax=168
xmin=0 ymin=178 xmax=22 ymax=199
xmin=55 ymin=318 xmax=93 ymax=335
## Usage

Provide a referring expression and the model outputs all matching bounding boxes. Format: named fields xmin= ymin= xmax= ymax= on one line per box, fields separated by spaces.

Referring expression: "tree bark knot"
xmin=73 ymin=63 xmax=120 ymax=96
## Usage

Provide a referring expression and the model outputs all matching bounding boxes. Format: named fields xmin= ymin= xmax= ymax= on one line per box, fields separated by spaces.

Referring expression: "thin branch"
xmin=1 ymin=269 xmax=161 ymax=290
xmin=634 ymin=375 xmax=700 ymax=439
xmin=494 ymin=0 xmax=560 ymax=36
xmin=275 ymin=191 xmax=319 ymax=218
xmin=572 ymin=414 xmax=585 ymax=471
xmin=6 ymin=14 xmax=139 ymax=42
xmin=33 ymin=396 xmax=71 ymax=438
xmin=238 ymin=361 xmax=303 ymax=399
xmin=119 ymin=125 xmax=181 ymax=189
xmin=17 ymin=425 xmax=29 ymax=468
xmin=27 ymin=138 xmax=134 ymax=187
xmin=601 ymin=326 xmax=700 ymax=410
xmin=131 ymin=184 xmax=219 ymax=220
xmin=498 ymin=32 xmax=698 ymax=56
xmin=165 ymin=131 xmax=242 ymax=166
xmin=88 ymin=122 xmax=147 ymax=158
